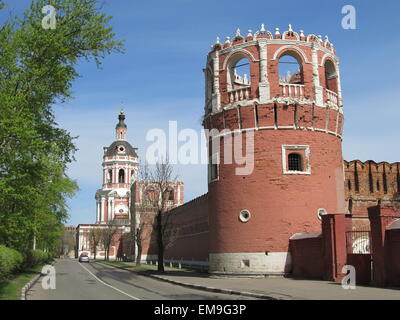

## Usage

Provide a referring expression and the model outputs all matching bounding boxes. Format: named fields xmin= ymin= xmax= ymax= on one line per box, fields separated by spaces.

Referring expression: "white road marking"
xmin=77 ymin=262 xmax=140 ymax=300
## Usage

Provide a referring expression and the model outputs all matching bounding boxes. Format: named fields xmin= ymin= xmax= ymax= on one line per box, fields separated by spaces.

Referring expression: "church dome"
xmin=104 ymin=140 xmax=138 ymax=158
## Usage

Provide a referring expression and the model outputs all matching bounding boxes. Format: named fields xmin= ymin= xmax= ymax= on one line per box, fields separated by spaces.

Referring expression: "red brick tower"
xmin=204 ymin=25 xmax=345 ymax=274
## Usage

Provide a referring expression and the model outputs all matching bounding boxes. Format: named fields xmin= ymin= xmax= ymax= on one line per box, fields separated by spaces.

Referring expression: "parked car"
xmin=79 ymin=253 xmax=90 ymax=263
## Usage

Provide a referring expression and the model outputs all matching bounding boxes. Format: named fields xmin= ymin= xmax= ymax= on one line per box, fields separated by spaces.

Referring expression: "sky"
xmin=1 ymin=0 xmax=400 ymax=226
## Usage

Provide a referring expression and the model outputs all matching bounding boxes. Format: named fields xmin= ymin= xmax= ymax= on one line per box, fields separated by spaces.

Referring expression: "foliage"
xmin=0 ymin=265 xmax=42 ymax=300
xmin=0 ymin=245 xmax=24 ymax=281
xmin=0 ymin=0 xmax=124 ymax=253
xmin=0 ymin=245 xmax=53 ymax=282
xmin=23 ymin=249 xmax=53 ymax=270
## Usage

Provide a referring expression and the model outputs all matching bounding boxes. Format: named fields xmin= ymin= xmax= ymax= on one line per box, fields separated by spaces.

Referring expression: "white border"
xmin=239 ymin=209 xmax=251 ymax=223
xmin=281 ymin=145 xmax=311 ymax=175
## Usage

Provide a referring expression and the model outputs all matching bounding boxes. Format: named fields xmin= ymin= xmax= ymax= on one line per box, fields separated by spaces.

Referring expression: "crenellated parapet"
xmin=344 ymin=160 xmax=400 ymax=215
xmin=211 ymin=24 xmax=335 ymax=54
xmin=204 ymin=24 xmax=343 ymax=139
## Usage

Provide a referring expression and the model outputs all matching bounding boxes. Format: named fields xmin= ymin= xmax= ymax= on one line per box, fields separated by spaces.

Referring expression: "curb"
xmin=20 ymin=261 xmax=56 ymax=300
xmin=94 ymin=261 xmax=279 ymax=300
xmin=21 ymin=273 xmax=41 ymax=300
xmin=146 ymin=273 xmax=279 ymax=300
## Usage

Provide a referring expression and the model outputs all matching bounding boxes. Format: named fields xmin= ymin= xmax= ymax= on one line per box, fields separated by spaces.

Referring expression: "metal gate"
xmin=346 ymin=230 xmax=372 ymax=284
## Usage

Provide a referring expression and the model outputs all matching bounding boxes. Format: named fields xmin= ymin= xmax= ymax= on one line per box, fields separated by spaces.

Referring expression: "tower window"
xmin=278 ymin=52 xmax=303 ymax=84
xmin=108 ymin=169 xmax=113 ymax=183
xmin=145 ymin=190 xmax=150 ymax=202
xmin=209 ymin=153 xmax=219 ymax=182
xmin=282 ymin=145 xmax=310 ymax=175
xmin=288 ymin=153 xmax=303 ymax=171
xmin=167 ymin=188 xmax=175 ymax=201
xmin=227 ymin=56 xmax=251 ymax=91
xmin=118 ymin=169 xmax=125 ymax=183
xmin=324 ymin=60 xmax=338 ymax=93
xmin=145 ymin=188 xmax=157 ymax=203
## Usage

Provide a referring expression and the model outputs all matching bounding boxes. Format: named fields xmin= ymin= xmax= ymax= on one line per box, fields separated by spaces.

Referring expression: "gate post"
xmin=368 ymin=205 xmax=399 ymax=286
xmin=322 ymin=214 xmax=348 ymax=282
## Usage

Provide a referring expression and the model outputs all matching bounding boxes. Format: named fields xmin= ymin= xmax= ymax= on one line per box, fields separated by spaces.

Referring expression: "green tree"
xmin=0 ymin=0 xmax=124 ymax=253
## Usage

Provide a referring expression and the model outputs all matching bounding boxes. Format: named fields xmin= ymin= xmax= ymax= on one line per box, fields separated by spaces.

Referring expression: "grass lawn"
xmin=0 ymin=266 xmax=42 ymax=300
xmin=94 ymin=259 xmax=191 ymax=272
xmin=94 ymin=260 xmax=152 ymax=271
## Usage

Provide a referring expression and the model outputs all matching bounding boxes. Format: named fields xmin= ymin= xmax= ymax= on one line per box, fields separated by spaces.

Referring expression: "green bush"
xmin=0 ymin=246 xmax=54 ymax=281
xmin=0 ymin=245 xmax=24 ymax=281
xmin=23 ymin=250 xmax=53 ymax=269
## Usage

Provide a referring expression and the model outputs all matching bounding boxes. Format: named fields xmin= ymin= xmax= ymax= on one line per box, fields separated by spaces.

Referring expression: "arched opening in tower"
xmin=108 ymin=169 xmax=113 ymax=183
xmin=278 ymin=52 xmax=303 ymax=84
xmin=324 ymin=60 xmax=338 ymax=93
xmin=228 ymin=57 xmax=251 ymax=90
xmin=118 ymin=169 xmax=125 ymax=183
xmin=145 ymin=188 xmax=157 ymax=203
xmin=166 ymin=188 xmax=175 ymax=201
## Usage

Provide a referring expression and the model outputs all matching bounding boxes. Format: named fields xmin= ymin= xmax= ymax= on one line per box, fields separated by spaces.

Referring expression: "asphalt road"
xmin=27 ymin=259 xmax=251 ymax=300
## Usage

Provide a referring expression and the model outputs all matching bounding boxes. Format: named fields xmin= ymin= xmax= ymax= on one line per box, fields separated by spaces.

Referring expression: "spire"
xmin=116 ymin=109 xmax=127 ymax=140
xmin=116 ymin=109 xmax=127 ymax=129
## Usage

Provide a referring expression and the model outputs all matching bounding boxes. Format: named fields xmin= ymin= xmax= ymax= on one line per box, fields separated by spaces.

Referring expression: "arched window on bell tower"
xmin=108 ymin=169 xmax=113 ymax=183
xmin=118 ymin=169 xmax=125 ymax=183
xmin=166 ymin=188 xmax=175 ymax=201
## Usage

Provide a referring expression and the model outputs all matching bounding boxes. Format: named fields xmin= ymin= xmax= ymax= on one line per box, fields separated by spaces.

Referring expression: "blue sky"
xmin=1 ymin=0 xmax=400 ymax=226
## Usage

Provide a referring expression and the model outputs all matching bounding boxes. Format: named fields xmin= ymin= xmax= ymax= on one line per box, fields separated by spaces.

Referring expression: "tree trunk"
xmin=158 ymin=245 xmax=164 ymax=273
xmin=136 ymin=228 xmax=142 ymax=266
xmin=157 ymin=211 xmax=165 ymax=273
xmin=136 ymin=242 xmax=142 ymax=266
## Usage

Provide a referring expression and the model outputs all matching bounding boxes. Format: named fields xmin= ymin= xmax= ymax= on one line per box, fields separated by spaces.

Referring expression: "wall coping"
xmin=290 ymin=232 xmax=322 ymax=240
